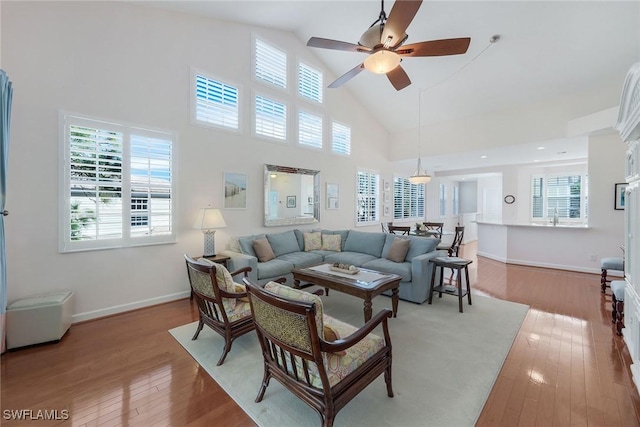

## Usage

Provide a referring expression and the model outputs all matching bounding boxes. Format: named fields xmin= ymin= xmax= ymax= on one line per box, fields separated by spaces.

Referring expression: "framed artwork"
xmin=383 ymin=180 xmax=391 ymax=192
xmin=223 ymin=172 xmax=247 ymax=209
xmin=326 ymin=183 xmax=339 ymax=209
xmin=384 ymin=205 xmax=390 ymax=216
xmin=287 ymin=195 xmax=296 ymax=208
xmin=615 ymin=183 xmax=628 ymax=210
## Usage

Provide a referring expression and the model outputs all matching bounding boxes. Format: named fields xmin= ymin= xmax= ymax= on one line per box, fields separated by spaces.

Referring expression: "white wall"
xmin=2 ymin=2 xmax=391 ymax=320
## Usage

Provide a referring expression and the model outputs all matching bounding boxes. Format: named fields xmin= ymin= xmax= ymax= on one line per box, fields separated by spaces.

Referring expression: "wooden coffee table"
xmin=292 ymin=263 xmax=402 ymax=322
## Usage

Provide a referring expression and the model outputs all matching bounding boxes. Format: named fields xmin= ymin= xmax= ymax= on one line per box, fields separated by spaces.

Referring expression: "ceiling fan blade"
xmin=381 ymin=0 xmax=423 ymax=48
xmin=307 ymin=37 xmax=369 ymax=52
xmin=328 ymin=63 xmax=365 ymax=88
xmin=397 ymin=38 xmax=471 ymax=57
xmin=386 ymin=65 xmax=411 ymax=91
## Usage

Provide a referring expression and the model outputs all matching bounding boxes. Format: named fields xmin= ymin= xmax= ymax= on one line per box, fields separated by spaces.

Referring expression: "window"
xmin=255 ymin=38 xmax=287 ymax=89
xmin=531 ymin=174 xmax=586 ymax=221
xmin=452 ymin=185 xmax=459 ymax=216
xmin=298 ymin=62 xmax=323 ymax=103
xmin=393 ymin=177 xmax=425 ymax=220
xmin=255 ymin=95 xmax=287 ymax=141
xmin=298 ymin=110 xmax=322 ymax=149
xmin=356 ymin=171 xmax=379 ymax=225
xmin=439 ymin=184 xmax=447 ymax=217
xmin=61 ymin=114 xmax=175 ymax=252
xmin=332 ymin=122 xmax=351 ymax=155
xmin=192 ymin=72 xmax=239 ymax=130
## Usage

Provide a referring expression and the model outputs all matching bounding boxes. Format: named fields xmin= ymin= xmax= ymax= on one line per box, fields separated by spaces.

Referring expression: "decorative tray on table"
xmin=328 ymin=264 xmax=360 ymax=274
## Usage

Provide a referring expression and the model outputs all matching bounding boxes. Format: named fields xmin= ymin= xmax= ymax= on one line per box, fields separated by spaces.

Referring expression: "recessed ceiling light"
xmin=537 ymin=146 xmax=545 ymax=150
xmin=480 ymin=155 xmax=487 ymax=159
xmin=534 ymin=160 xmax=540 ymax=163
xmin=557 ymin=151 xmax=567 ymax=155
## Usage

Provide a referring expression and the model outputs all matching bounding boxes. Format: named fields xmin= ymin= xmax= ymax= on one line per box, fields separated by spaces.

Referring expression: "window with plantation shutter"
xmin=452 ymin=185 xmax=459 ymax=216
xmin=193 ymin=72 xmax=239 ymax=130
xmin=61 ymin=114 xmax=175 ymax=252
xmin=255 ymin=38 xmax=287 ymax=89
xmin=332 ymin=122 xmax=351 ymax=155
xmin=393 ymin=176 xmax=425 ymax=220
xmin=356 ymin=171 xmax=379 ymax=225
xmin=298 ymin=62 xmax=323 ymax=103
xmin=255 ymin=95 xmax=287 ymax=141
xmin=298 ymin=110 xmax=322 ymax=149
xmin=439 ymin=184 xmax=447 ymax=217
xmin=531 ymin=174 xmax=586 ymax=222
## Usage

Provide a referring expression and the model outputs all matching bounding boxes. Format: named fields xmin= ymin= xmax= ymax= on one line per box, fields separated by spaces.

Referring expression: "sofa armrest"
xmin=220 ymin=250 xmax=258 ymax=283
xmin=410 ymin=250 xmax=446 ymax=288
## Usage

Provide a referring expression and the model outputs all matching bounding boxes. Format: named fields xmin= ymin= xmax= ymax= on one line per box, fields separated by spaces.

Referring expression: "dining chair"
xmin=388 ymin=225 xmax=411 ymax=235
xmin=423 ymin=222 xmax=444 ymax=239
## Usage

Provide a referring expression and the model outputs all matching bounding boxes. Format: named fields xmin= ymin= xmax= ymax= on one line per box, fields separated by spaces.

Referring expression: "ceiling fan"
xmin=306 ymin=0 xmax=471 ymax=91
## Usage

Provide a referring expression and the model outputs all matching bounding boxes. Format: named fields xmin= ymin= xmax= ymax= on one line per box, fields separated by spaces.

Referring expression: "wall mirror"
xmin=264 ymin=164 xmax=320 ymax=227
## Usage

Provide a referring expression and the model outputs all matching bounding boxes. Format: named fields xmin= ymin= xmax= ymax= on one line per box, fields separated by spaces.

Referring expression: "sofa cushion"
xmin=321 ymin=234 xmax=342 ymax=251
xmin=277 ymin=251 xmax=324 ymax=268
xmin=266 ymin=230 xmax=302 ymax=257
xmin=253 ymin=238 xmax=276 ymax=262
xmin=386 ymin=237 xmax=410 ymax=262
xmin=362 ymin=258 xmax=412 ymax=282
xmin=324 ymin=252 xmax=377 ymax=267
xmin=404 ymin=236 xmax=440 ymax=261
xmin=343 ymin=230 xmax=386 ymax=258
xmin=257 ymin=258 xmax=295 ymax=280
xmin=238 ymin=234 xmax=266 ymax=257
xmin=303 ymin=232 xmax=322 ymax=251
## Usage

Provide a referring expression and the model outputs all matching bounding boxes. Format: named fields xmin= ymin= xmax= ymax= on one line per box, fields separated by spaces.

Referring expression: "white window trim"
xmin=252 ymin=90 xmax=289 ymax=144
xmin=355 ymin=169 xmax=380 ymax=227
xmin=190 ymin=67 xmax=242 ymax=134
xmin=252 ymin=34 xmax=290 ymax=93
xmin=59 ymin=111 xmax=177 ymax=253
xmin=530 ymin=173 xmax=588 ymax=224
xmin=297 ymin=59 xmax=323 ymax=104
xmin=331 ymin=120 xmax=352 ymax=157
xmin=297 ymin=107 xmax=324 ymax=151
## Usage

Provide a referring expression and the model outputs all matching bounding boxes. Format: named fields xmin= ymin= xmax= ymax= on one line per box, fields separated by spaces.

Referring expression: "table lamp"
xmin=194 ymin=208 xmax=226 ymax=256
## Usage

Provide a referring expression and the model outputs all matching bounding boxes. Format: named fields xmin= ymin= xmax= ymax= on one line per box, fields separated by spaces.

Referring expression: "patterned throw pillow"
xmin=321 ymin=234 xmax=342 ymax=251
xmin=253 ymin=238 xmax=276 ymax=262
xmin=303 ymin=232 xmax=322 ymax=251
xmin=196 ymin=258 xmax=236 ymax=310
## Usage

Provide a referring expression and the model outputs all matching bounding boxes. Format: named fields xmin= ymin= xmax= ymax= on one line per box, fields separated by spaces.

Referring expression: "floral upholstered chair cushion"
xmin=261 ymin=281 xmax=385 ymax=388
xmin=195 ymin=258 xmax=239 ymax=311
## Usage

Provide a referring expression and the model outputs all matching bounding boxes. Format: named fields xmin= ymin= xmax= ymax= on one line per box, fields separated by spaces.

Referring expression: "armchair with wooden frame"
xmin=244 ymin=279 xmax=393 ymax=427
xmin=184 ymin=254 xmax=255 ymax=366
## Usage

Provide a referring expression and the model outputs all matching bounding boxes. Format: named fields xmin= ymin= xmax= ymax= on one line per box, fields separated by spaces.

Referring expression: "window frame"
xmin=439 ymin=183 xmax=447 ymax=218
xmin=297 ymin=61 xmax=323 ymax=104
xmin=297 ymin=108 xmax=323 ymax=150
xmin=190 ymin=68 xmax=241 ymax=133
xmin=59 ymin=112 xmax=177 ymax=253
xmin=253 ymin=91 xmax=288 ymax=143
xmin=253 ymin=36 xmax=288 ymax=91
xmin=355 ymin=169 xmax=380 ymax=226
xmin=530 ymin=173 xmax=588 ymax=223
xmin=331 ymin=121 xmax=352 ymax=156
xmin=393 ymin=175 xmax=425 ymax=221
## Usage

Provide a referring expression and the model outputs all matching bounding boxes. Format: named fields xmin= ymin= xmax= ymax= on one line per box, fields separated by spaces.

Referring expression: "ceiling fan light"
xmin=364 ymin=50 xmax=401 ymax=74
xmin=359 ymin=24 xmax=384 ymax=48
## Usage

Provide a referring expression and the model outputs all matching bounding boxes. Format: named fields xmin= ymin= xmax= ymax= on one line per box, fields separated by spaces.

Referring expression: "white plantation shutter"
xmin=453 ymin=185 xmax=459 ymax=216
xmin=298 ymin=110 xmax=323 ymax=148
xmin=62 ymin=115 xmax=175 ymax=252
xmin=255 ymin=95 xmax=287 ymax=140
xmin=332 ymin=122 xmax=351 ymax=155
xmin=194 ymin=73 xmax=239 ymax=130
xmin=356 ymin=171 xmax=379 ymax=224
xmin=393 ymin=177 xmax=425 ymax=220
xmin=298 ymin=62 xmax=323 ymax=103
xmin=439 ymin=184 xmax=447 ymax=217
xmin=531 ymin=174 xmax=583 ymax=220
xmin=255 ymin=39 xmax=287 ymax=89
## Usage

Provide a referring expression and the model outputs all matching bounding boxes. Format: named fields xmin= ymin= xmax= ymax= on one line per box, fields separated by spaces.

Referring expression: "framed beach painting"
xmin=224 ymin=172 xmax=247 ymax=209
xmin=615 ymin=183 xmax=628 ymax=210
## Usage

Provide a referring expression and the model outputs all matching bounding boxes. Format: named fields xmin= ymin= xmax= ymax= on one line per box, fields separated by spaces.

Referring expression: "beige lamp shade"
xmin=194 ymin=208 xmax=226 ymax=230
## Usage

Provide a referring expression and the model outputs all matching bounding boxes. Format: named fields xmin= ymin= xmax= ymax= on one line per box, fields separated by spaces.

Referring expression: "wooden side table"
xmin=189 ymin=254 xmax=230 ymax=300
xmin=428 ymin=256 xmax=473 ymax=313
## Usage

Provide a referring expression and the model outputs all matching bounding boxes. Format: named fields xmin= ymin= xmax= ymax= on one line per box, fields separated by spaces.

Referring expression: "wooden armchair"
xmin=184 ymin=254 xmax=254 ymax=366
xmin=388 ymin=225 xmax=410 ymax=235
xmin=423 ymin=222 xmax=444 ymax=238
xmin=244 ymin=279 xmax=393 ymax=427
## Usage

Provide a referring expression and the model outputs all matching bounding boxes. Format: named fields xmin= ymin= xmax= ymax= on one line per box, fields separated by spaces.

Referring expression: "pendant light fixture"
xmin=409 ymin=89 xmax=431 ymax=184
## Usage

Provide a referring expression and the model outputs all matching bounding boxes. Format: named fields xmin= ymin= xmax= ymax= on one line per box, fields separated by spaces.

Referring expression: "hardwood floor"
xmin=2 ymin=242 xmax=638 ymax=426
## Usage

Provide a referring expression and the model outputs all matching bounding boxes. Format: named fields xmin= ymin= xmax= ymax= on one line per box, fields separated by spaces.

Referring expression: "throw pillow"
xmin=234 ymin=283 xmax=250 ymax=302
xmin=321 ymin=234 xmax=342 ymax=251
xmin=303 ymin=232 xmax=322 ymax=251
xmin=323 ymin=324 xmax=347 ymax=356
xmin=253 ymin=238 xmax=275 ymax=262
xmin=386 ymin=238 xmax=410 ymax=263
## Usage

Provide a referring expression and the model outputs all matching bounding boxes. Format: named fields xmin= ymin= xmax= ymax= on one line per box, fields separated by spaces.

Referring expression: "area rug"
xmin=169 ymin=291 xmax=528 ymax=427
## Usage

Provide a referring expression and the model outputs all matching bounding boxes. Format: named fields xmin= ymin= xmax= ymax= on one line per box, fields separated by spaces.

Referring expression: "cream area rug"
xmin=169 ymin=291 xmax=528 ymax=427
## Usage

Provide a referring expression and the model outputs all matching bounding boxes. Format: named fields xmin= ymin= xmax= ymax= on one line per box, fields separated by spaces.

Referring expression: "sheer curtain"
xmin=1 ymin=70 xmax=13 ymax=353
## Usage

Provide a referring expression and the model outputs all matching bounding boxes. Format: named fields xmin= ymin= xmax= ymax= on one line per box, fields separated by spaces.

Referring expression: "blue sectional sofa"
xmin=221 ymin=229 xmax=444 ymax=304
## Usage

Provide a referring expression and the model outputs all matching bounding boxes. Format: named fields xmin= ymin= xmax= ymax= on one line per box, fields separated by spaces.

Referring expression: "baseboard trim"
xmin=72 ymin=291 xmax=190 ymax=323
xmin=477 ymin=251 xmax=507 ymax=263
xmin=477 ymin=252 xmax=626 ymax=276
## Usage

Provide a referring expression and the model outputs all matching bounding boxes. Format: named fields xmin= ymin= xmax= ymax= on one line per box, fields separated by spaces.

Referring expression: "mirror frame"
xmin=264 ymin=164 xmax=320 ymax=227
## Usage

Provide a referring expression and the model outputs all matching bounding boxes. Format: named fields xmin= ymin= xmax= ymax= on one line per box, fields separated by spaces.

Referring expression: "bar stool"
xmin=601 ymin=257 xmax=624 ymax=293
xmin=428 ymin=257 xmax=473 ymax=313
xmin=611 ymin=280 xmax=626 ymax=336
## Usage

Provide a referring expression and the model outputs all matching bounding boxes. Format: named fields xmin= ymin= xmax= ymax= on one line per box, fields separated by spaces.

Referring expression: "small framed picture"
xmin=223 ymin=172 xmax=247 ymax=209
xmin=384 ymin=205 xmax=390 ymax=216
xmin=615 ymin=183 xmax=628 ymax=210
xmin=287 ymin=195 xmax=296 ymax=208
xmin=326 ymin=183 xmax=339 ymax=209
xmin=383 ymin=180 xmax=391 ymax=191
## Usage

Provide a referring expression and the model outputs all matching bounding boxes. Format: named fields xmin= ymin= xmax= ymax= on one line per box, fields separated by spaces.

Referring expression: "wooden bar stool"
xmin=428 ymin=257 xmax=473 ymax=313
